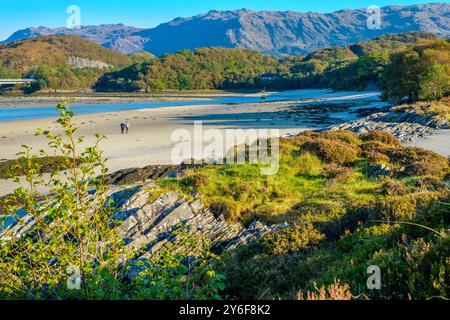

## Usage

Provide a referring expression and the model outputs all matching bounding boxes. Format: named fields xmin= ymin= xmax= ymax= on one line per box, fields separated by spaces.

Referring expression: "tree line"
xmin=94 ymin=34 xmax=450 ymax=103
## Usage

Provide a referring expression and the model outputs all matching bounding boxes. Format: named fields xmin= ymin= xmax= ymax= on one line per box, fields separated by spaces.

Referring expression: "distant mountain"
xmin=2 ymin=24 xmax=147 ymax=54
xmin=2 ymin=3 xmax=450 ymax=56
xmin=139 ymin=3 xmax=450 ymax=56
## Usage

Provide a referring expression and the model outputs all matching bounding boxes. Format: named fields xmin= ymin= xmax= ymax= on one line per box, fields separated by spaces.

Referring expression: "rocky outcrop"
xmin=368 ymin=163 xmax=393 ymax=177
xmin=109 ymin=183 xmax=278 ymax=260
xmin=330 ymin=110 xmax=449 ymax=142
xmin=68 ymin=56 xmax=112 ymax=69
xmin=0 ymin=180 xmax=280 ymax=269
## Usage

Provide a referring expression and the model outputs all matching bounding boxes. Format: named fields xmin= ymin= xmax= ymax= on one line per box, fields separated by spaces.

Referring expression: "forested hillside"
xmin=94 ymin=32 xmax=450 ymax=103
xmin=0 ymin=35 xmax=132 ymax=91
xmin=94 ymin=47 xmax=279 ymax=91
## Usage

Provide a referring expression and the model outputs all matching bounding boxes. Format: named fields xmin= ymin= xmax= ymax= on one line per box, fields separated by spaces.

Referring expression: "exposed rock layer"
xmin=330 ymin=110 xmax=449 ymax=142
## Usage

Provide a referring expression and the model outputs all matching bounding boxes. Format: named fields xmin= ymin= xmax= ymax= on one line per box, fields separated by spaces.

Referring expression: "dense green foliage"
xmin=380 ymin=39 xmax=450 ymax=103
xmin=94 ymin=47 xmax=279 ymax=91
xmin=349 ymin=32 xmax=438 ymax=56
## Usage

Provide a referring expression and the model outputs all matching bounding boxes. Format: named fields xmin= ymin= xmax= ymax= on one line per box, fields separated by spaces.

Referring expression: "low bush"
xmin=360 ymin=141 xmax=393 ymax=156
xmin=180 ymin=172 xmax=209 ymax=188
xmin=414 ymin=176 xmax=445 ymax=190
xmin=371 ymin=236 xmax=450 ymax=299
xmin=209 ymin=198 xmax=241 ymax=221
xmin=360 ymin=130 xmax=402 ymax=147
xmin=361 ymin=142 xmax=449 ymax=177
xmin=295 ymin=153 xmax=324 ymax=176
xmin=375 ymin=191 xmax=442 ymax=221
xmin=366 ymin=152 xmax=391 ymax=164
xmin=298 ymin=279 xmax=353 ymax=300
xmin=315 ymin=130 xmax=362 ymax=146
xmin=301 ymin=138 xmax=359 ymax=164
xmin=376 ymin=195 xmax=418 ymax=220
xmin=404 ymin=160 xmax=448 ymax=177
xmin=261 ymin=224 xmax=325 ymax=255
xmin=379 ymin=180 xmax=408 ymax=196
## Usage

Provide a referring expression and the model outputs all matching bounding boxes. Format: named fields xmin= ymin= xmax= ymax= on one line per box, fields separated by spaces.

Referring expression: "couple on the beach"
xmin=121 ymin=121 xmax=130 ymax=134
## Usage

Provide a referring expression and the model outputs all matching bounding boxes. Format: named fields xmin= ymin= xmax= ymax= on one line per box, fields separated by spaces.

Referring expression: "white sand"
xmin=406 ymin=130 xmax=450 ymax=157
xmin=0 ymin=102 xmax=308 ymax=196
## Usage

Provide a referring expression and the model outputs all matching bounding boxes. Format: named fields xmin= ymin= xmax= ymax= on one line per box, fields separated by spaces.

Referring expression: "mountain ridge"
xmin=2 ymin=3 xmax=450 ymax=56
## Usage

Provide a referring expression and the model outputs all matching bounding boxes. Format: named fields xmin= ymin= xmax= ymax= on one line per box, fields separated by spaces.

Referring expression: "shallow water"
xmin=0 ymin=89 xmax=382 ymax=122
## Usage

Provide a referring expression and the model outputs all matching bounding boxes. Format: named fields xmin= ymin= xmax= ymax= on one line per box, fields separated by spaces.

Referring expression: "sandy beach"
xmin=0 ymin=100 xmax=310 ymax=195
xmin=406 ymin=129 xmax=450 ymax=157
xmin=0 ymin=90 xmax=447 ymax=196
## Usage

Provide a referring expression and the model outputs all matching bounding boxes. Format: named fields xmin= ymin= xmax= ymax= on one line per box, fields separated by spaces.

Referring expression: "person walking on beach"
xmin=125 ymin=120 xmax=130 ymax=134
xmin=120 ymin=122 xmax=125 ymax=134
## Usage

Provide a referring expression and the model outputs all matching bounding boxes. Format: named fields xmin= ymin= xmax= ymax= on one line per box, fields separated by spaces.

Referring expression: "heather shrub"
xmin=379 ymin=180 xmax=408 ymax=196
xmin=413 ymin=193 xmax=450 ymax=231
xmin=360 ymin=130 xmax=401 ymax=147
xmin=371 ymin=236 xmax=450 ymax=300
xmin=414 ymin=176 xmax=445 ymax=190
xmin=301 ymin=138 xmax=359 ymax=164
xmin=324 ymin=163 xmax=353 ymax=186
xmin=376 ymin=195 xmax=417 ymax=220
xmin=295 ymin=153 xmax=323 ymax=176
xmin=360 ymin=141 xmax=393 ymax=156
xmin=404 ymin=160 xmax=448 ymax=177
xmin=298 ymin=279 xmax=353 ymax=300
xmin=366 ymin=152 xmax=391 ymax=164
xmin=375 ymin=191 xmax=442 ymax=221
xmin=361 ymin=141 xmax=449 ymax=177
xmin=315 ymin=130 xmax=362 ymax=146
xmin=180 ymin=172 xmax=209 ymax=188
xmin=389 ymin=147 xmax=446 ymax=166
xmin=261 ymin=224 xmax=324 ymax=255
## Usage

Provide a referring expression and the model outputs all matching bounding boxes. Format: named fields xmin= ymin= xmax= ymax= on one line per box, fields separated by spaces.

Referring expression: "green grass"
xmin=0 ymin=156 xmax=81 ymax=179
xmin=159 ymin=138 xmax=387 ymax=224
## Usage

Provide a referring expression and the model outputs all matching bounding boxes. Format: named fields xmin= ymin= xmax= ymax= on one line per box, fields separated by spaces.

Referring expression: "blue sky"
xmin=0 ymin=0 xmax=445 ymax=41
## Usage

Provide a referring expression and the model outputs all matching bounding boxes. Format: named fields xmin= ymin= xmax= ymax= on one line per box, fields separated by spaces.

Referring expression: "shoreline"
xmin=1 ymin=90 xmax=447 ymax=196
xmin=0 ymin=101 xmax=310 ymax=196
xmin=0 ymin=95 xmax=214 ymax=109
xmin=0 ymin=90 xmax=274 ymax=109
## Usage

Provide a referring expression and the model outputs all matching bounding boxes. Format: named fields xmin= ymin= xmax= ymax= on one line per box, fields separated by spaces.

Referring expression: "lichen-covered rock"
xmin=329 ymin=109 xmax=447 ymax=142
